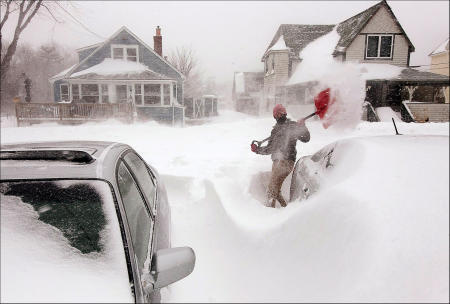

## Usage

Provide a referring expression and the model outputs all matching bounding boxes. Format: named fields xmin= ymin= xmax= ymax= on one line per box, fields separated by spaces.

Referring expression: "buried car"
xmin=0 ymin=141 xmax=195 ymax=303
xmin=289 ymin=141 xmax=337 ymax=202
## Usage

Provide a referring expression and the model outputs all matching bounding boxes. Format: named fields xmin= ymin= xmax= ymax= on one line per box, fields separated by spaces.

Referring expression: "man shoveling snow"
xmin=251 ymin=104 xmax=310 ymax=208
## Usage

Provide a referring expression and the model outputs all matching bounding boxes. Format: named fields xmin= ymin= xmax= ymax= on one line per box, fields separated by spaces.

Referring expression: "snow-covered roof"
xmin=49 ymin=64 xmax=77 ymax=81
xmin=262 ymin=24 xmax=334 ymax=60
xmin=268 ymin=35 xmax=289 ymax=52
xmin=429 ymin=38 xmax=449 ymax=56
xmin=69 ymin=58 xmax=175 ymax=81
xmin=263 ymin=1 xmax=415 ymax=61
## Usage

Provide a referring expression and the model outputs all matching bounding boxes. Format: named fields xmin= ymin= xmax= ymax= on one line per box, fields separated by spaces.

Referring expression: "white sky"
xmin=2 ymin=1 xmax=449 ymax=84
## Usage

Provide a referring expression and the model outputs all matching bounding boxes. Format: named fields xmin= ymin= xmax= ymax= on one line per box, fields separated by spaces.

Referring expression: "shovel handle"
xmin=252 ymin=112 xmax=317 ymax=147
xmin=303 ymin=112 xmax=317 ymax=120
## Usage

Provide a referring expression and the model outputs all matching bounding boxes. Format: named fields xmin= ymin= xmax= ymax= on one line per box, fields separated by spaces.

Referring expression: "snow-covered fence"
xmin=15 ymin=103 xmax=133 ymax=126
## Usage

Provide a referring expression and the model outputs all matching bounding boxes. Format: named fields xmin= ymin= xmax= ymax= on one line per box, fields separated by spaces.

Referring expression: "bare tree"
xmin=0 ymin=0 xmax=45 ymax=85
xmin=168 ymin=46 xmax=204 ymax=98
xmin=168 ymin=46 xmax=197 ymax=78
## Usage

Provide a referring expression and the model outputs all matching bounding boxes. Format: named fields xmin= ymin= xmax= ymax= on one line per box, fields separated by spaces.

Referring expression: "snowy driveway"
xmin=1 ymin=111 xmax=449 ymax=302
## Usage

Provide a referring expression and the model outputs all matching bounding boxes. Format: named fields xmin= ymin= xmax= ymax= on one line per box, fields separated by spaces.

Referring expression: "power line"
xmin=54 ymin=2 xmax=106 ymax=41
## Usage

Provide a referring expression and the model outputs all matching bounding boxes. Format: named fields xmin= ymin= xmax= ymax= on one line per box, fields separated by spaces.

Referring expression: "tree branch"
xmin=0 ymin=0 xmax=12 ymax=31
xmin=41 ymin=3 xmax=61 ymax=23
xmin=20 ymin=0 xmax=43 ymax=32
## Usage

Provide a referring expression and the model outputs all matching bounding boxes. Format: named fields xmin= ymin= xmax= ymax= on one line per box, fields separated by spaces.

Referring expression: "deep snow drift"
xmin=1 ymin=111 xmax=449 ymax=302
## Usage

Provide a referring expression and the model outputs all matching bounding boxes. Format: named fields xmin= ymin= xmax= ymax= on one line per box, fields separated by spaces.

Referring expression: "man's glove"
xmin=251 ymin=143 xmax=258 ymax=153
xmin=297 ymin=118 xmax=305 ymax=126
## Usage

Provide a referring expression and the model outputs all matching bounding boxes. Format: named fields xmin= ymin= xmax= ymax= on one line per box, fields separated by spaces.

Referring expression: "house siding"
xmin=430 ymin=52 xmax=449 ymax=76
xmin=345 ymin=5 xmax=410 ymax=67
xmin=430 ymin=51 xmax=450 ymax=103
xmin=72 ymin=29 xmax=184 ymax=103
xmin=263 ymin=51 xmax=289 ymax=97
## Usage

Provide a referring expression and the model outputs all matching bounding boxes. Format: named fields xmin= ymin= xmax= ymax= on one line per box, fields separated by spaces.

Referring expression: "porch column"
xmin=405 ymin=85 xmax=418 ymax=102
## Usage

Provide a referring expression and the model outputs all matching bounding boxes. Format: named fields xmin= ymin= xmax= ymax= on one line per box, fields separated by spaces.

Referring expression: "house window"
xmin=143 ymin=84 xmax=161 ymax=105
xmin=60 ymin=84 xmax=69 ymax=101
xmin=72 ymin=84 xmax=80 ymax=102
xmin=163 ymin=84 xmax=171 ymax=105
xmin=127 ymin=48 xmax=137 ymax=62
xmin=134 ymin=84 xmax=143 ymax=105
xmin=112 ymin=45 xmax=139 ymax=62
xmin=272 ymin=55 xmax=275 ymax=71
xmin=173 ymin=84 xmax=177 ymax=102
xmin=81 ymin=84 xmax=99 ymax=103
xmin=113 ymin=48 xmax=124 ymax=60
xmin=101 ymin=84 xmax=109 ymax=103
xmin=366 ymin=35 xmax=393 ymax=58
xmin=265 ymin=60 xmax=268 ymax=73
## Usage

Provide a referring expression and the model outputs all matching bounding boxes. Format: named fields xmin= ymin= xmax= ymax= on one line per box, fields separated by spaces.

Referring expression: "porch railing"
xmin=15 ymin=102 xmax=133 ymax=126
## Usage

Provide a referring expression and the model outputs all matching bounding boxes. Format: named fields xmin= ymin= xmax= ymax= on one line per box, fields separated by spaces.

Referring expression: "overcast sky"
xmin=3 ymin=1 xmax=449 ymax=85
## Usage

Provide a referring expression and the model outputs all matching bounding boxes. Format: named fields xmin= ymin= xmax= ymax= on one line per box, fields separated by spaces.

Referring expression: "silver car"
xmin=0 ymin=141 xmax=195 ymax=303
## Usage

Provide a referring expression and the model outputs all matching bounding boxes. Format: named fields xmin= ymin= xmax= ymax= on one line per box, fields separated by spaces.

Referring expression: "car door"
xmin=116 ymin=159 xmax=155 ymax=302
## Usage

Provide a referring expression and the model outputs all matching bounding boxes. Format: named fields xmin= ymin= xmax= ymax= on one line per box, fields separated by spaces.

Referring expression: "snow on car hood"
xmin=0 ymin=181 xmax=133 ymax=303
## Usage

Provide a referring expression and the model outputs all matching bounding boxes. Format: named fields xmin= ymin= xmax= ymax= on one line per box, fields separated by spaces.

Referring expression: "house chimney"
xmin=154 ymin=26 xmax=162 ymax=57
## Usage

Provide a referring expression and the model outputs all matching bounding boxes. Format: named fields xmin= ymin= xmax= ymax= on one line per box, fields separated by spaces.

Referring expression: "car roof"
xmin=0 ymin=141 xmax=131 ymax=181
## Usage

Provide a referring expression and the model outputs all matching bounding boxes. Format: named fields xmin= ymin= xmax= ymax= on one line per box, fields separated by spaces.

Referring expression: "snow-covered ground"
xmin=1 ymin=110 xmax=449 ymax=302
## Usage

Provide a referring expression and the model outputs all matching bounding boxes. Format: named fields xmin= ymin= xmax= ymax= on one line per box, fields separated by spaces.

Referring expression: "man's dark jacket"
xmin=257 ymin=118 xmax=310 ymax=161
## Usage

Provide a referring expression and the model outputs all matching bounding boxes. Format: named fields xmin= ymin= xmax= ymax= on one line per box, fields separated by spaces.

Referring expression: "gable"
xmin=360 ymin=5 xmax=401 ymax=34
xmin=336 ymin=1 xmax=414 ymax=52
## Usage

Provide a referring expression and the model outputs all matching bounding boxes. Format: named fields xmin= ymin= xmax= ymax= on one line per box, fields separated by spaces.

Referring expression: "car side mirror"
xmin=151 ymin=247 xmax=195 ymax=289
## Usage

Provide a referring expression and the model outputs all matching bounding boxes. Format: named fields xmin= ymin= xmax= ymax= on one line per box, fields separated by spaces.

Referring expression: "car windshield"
xmin=0 ymin=179 xmax=133 ymax=302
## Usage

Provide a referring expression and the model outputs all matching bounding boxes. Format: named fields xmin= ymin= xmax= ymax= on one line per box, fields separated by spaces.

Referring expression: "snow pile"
xmin=287 ymin=28 xmax=403 ymax=131
xmin=71 ymin=58 xmax=148 ymax=77
xmin=269 ymin=35 xmax=289 ymax=51
xmin=376 ymin=106 xmax=402 ymax=122
xmin=1 ymin=113 xmax=449 ymax=302
xmin=0 ymin=115 xmax=16 ymax=128
xmin=0 ymin=181 xmax=132 ymax=303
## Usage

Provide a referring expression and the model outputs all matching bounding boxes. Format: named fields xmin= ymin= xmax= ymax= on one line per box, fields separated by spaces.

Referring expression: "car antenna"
xmin=392 ymin=118 xmax=402 ymax=135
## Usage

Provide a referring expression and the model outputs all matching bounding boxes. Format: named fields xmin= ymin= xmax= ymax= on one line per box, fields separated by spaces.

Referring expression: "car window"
xmin=123 ymin=152 xmax=157 ymax=213
xmin=117 ymin=161 xmax=153 ymax=273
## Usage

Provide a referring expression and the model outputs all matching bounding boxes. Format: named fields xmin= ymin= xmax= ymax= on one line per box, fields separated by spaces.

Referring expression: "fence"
xmin=15 ymin=103 xmax=133 ymax=126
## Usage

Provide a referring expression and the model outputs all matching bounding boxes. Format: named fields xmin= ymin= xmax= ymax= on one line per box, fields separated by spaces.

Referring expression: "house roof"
xmin=52 ymin=26 xmax=184 ymax=81
xmin=262 ymin=24 xmax=335 ymax=60
xmin=336 ymin=0 xmax=414 ymax=52
xmin=69 ymin=58 xmax=174 ymax=81
xmin=262 ymin=0 xmax=415 ymax=61
xmin=429 ymin=38 xmax=449 ymax=56
xmin=368 ymin=68 xmax=450 ymax=84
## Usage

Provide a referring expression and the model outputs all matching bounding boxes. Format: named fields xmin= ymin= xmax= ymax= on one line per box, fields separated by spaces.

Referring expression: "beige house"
xmin=260 ymin=0 xmax=449 ymax=122
xmin=429 ymin=38 xmax=449 ymax=103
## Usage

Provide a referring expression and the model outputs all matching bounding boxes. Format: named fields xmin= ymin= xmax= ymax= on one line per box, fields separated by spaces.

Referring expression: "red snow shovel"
xmin=251 ymin=88 xmax=334 ymax=148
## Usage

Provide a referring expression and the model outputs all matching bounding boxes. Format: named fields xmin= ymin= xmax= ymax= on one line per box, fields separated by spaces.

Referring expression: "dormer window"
xmin=111 ymin=44 xmax=138 ymax=62
xmin=366 ymin=35 xmax=393 ymax=59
